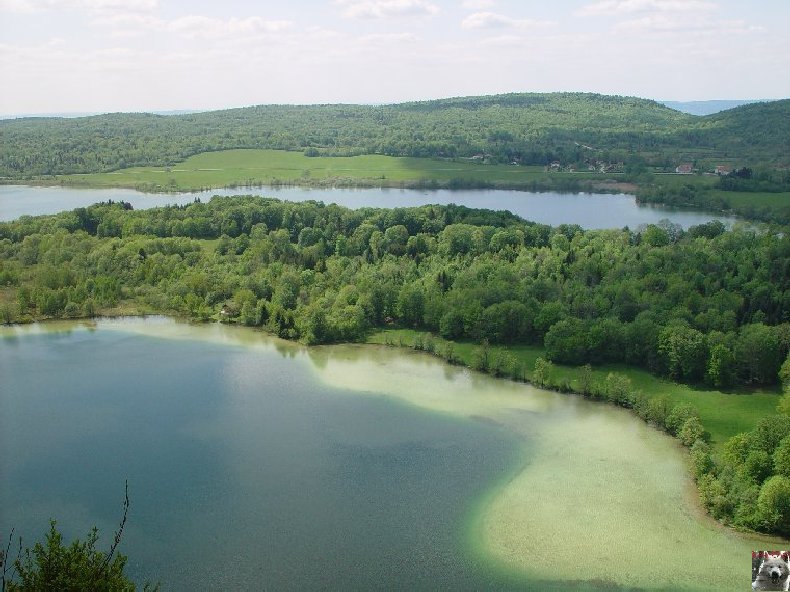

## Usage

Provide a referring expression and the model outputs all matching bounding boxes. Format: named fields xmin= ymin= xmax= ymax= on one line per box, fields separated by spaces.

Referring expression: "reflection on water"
xmin=1 ymin=319 xmax=781 ymax=591
xmin=0 ymin=184 xmax=739 ymax=229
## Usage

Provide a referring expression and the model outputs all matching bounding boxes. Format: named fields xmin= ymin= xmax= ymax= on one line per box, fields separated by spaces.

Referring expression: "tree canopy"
xmin=1 ymin=196 xmax=787 ymax=391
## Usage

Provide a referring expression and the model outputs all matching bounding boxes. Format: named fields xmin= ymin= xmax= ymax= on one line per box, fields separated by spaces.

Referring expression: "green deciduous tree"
xmin=757 ymin=475 xmax=790 ymax=535
xmin=780 ymin=354 xmax=790 ymax=393
xmin=477 ymin=301 xmax=533 ymax=344
xmin=658 ymin=323 xmax=707 ymax=381
xmin=577 ymin=363 xmax=594 ymax=396
xmin=544 ymin=318 xmax=588 ymax=365
xmin=678 ymin=416 xmax=705 ymax=447
xmin=603 ymin=372 xmax=633 ymax=406
xmin=396 ymin=282 xmax=425 ymax=328
xmin=532 ymin=356 xmax=553 ymax=387
xmin=705 ymin=343 xmax=737 ymax=388
xmin=471 ymin=339 xmax=491 ymax=372
xmin=752 ymin=416 xmax=790 ymax=455
xmin=736 ymin=324 xmax=782 ymax=385
xmin=690 ymin=439 xmax=714 ymax=479
xmin=774 ymin=436 xmax=790 ymax=478
xmin=665 ymin=403 xmax=698 ymax=436
xmin=740 ymin=450 xmax=774 ymax=484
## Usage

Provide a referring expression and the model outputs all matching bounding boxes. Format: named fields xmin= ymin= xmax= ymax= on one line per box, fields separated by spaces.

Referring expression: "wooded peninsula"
xmin=1 ymin=195 xmax=788 ymax=537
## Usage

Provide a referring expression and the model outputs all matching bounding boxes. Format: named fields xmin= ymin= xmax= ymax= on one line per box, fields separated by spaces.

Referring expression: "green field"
xmin=44 ymin=148 xmax=790 ymax=222
xmin=651 ymin=172 xmax=717 ymax=189
xmin=53 ymin=149 xmax=615 ymax=192
xmin=714 ymin=189 xmax=790 ymax=210
xmin=367 ymin=329 xmax=780 ymax=449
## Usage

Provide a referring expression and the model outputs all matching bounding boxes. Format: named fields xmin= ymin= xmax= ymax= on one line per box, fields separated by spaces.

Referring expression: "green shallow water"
xmin=1 ymin=319 xmax=783 ymax=590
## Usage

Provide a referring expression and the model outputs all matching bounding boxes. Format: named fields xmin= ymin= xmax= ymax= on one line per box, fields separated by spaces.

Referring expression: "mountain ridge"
xmin=1 ymin=92 xmax=787 ymax=177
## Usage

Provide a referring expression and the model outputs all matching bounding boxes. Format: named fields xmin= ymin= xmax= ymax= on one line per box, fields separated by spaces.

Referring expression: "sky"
xmin=1 ymin=0 xmax=788 ymax=114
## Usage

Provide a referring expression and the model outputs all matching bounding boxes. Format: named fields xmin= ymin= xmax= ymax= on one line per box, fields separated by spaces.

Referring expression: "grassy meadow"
xmin=37 ymin=147 xmax=790 ymax=221
xmin=367 ymin=329 xmax=781 ymax=449
xmin=715 ymin=189 xmax=790 ymax=210
xmin=52 ymin=149 xmax=613 ymax=192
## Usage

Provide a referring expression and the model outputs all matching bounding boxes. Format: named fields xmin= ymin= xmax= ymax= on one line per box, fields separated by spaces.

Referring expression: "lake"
xmin=0 ymin=318 xmax=774 ymax=591
xmin=0 ymin=184 xmax=738 ymax=229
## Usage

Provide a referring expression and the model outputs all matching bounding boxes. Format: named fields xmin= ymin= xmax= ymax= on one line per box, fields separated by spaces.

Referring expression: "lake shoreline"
xmin=4 ymin=317 xmax=786 ymax=590
xmin=1 ymin=175 xmax=637 ymax=196
xmin=0 ymin=183 xmax=741 ymax=230
xmin=6 ymin=314 xmax=787 ymax=560
xmin=292 ymin=332 xmax=789 ymax=590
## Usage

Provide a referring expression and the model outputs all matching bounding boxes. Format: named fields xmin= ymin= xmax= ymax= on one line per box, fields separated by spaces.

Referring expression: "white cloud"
xmin=615 ymin=14 xmax=760 ymax=35
xmin=336 ymin=0 xmax=439 ymax=19
xmin=0 ymin=0 xmax=157 ymax=13
xmin=358 ymin=32 xmax=417 ymax=44
xmin=478 ymin=34 xmax=526 ymax=46
xmin=0 ymin=0 xmax=35 ymax=12
xmin=166 ymin=15 xmax=291 ymax=39
xmin=461 ymin=11 xmax=554 ymax=30
xmin=574 ymin=0 xmax=759 ymax=41
xmin=461 ymin=0 xmax=495 ymax=9
xmin=74 ymin=0 xmax=157 ymax=11
xmin=1 ymin=0 xmax=787 ymax=113
xmin=91 ymin=12 xmax=159 ymax=28
xmin=576 ymin=0 xmax=715 ymax=17
xmin=90 ymin=13 xmax=292 ymax=40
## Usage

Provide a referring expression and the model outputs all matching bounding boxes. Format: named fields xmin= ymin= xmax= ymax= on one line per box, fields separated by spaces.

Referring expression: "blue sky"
xmin=1 ymin=0 xmax=788 ymax=113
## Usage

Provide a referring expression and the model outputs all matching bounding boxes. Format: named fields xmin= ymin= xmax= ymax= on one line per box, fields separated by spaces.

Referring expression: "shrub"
xmin=665 ymin=403 xmax=698 ymax=436
xmin=690 ymin=439 xmax=714 ymax=479
xmin=6 ymin=521 xmax=138 ymax=592
xmin=678 ymin=416 xmax=705 ymax=446
xmin=757 ymin=475 xmax=790 ymax=535
xmin=774 ymin=436 xmax=790 ymax=478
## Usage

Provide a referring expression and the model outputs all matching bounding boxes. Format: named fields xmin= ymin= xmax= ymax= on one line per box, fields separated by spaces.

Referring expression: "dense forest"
xmin=1 ymin=93 xmax=788 ymax=178
xmin=1 ymin=196 xmax=787 ymax=383
xmin=1 ymin=195 xmax=789 ymax=535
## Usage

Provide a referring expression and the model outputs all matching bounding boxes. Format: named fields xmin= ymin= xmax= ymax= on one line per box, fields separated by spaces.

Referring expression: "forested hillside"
xmin=1 ymin=93 xmax=788 ymax=177
xmin=683 ymin=100 xmax=790 ymax=163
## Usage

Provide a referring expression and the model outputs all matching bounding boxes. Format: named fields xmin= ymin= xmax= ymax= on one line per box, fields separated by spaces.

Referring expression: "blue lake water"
xmin=0 ymin=184 xmax=738 ymax=229
xmin=0 ymin=319 xmax=528 ymax=590
xmin=0 ymin=319 xmax=771 ymax=590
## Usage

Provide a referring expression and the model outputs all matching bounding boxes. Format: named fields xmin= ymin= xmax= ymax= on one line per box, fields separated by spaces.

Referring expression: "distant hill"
xmin=0 ymin=111 xmax=104 ymax=120
xmin=691 ymin=99 xmax=790 ymax=161
xmin=1 ymin=92 xmax=787 ymax=177
xmin=661 ymin=100 xmax=770 ymax=116
xmin=0 ymin=109 xmax=202 ymax=120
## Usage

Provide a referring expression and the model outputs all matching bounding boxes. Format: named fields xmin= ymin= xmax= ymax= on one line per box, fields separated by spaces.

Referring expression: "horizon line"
xmin=0 ymin=95 xmax=782 ymax=120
